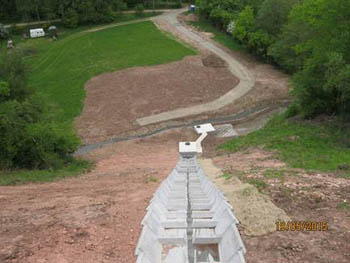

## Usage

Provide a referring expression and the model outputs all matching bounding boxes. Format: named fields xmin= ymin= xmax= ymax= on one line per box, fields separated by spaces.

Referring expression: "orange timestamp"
xmin=276 ymin=221 xmax=328 ymax=232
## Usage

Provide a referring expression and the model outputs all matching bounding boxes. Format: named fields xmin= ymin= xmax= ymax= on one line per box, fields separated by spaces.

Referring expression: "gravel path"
xmin=136 ymin=9 xmax=255 ymax=126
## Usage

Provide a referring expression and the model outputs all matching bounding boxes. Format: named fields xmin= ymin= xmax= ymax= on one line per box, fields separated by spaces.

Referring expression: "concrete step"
xmin=136 ymin=153 xmax=246 ymax=263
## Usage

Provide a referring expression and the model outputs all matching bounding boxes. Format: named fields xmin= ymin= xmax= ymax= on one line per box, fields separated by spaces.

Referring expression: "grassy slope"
xmin=220 ymin=115 xmax=350 ymax=173
xmin=24 ymin=20 xmax=195 ymax=122
xmin=0 ymin=160 xmax=93 ymax=186
xmin=187 ymin=15 xmax=350 ymax=175
xmin=1 ymin=15 xmax=196 ymax=185
xmin=188 ymin=18 xmax=242 ymax=52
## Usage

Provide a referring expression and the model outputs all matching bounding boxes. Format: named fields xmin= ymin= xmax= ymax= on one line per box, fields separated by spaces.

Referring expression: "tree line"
xmin=196 ymin=0 xmax=350 ymax=121
xmin=0 ymin=0 xmax=182 ymax=27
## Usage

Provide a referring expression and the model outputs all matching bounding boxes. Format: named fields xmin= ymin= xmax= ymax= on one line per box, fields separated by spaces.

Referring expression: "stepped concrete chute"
xmin=135 ymin=124 xmax=246 ymax=263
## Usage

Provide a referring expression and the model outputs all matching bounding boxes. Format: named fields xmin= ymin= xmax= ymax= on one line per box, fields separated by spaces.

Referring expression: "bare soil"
xmin=3 ymin=11 xmax=344 ymax=263
xmin=76 ymin=14 xmax=289 ymax=146
xmin=154 ymin=13 xmax=290 ymax=124
xmin=0 ymin=129 xmax=195 ymax=263
xmin=75 ymin=54 xmax=238 ymax=144
xmin=1 ymin=129 xmax=349 ymax=263
xmin=212 ymin=148 xmax=350 ymax=263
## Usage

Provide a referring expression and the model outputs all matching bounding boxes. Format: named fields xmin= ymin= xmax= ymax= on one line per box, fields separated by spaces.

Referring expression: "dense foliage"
xmin=196 ymin=0 xmax=350 ymax=120
xmin=0 ymin=0 xmax=182 ymax=26
xmin=0 ymin=52 xmax=80 ymax=170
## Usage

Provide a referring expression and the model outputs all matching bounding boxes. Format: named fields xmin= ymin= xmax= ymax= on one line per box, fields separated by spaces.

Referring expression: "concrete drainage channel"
xmin=135 ymin=124 xmax=246 ymax=263
xmin=75 ymin=102 xmax=289 ymax=156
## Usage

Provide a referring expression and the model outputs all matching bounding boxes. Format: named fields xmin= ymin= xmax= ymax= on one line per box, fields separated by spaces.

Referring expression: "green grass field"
xmin=20 ymin=20 xmax=195 ymax=122
xmin=188 ymin=18 xmax=243 ymax=52
xmin=0 ymin=16 xmax=196 ymax=185
xmin=0 ymin=159 xmax=93 ymax=186
xmin=220 ymin=116 xmax=350 ymax=173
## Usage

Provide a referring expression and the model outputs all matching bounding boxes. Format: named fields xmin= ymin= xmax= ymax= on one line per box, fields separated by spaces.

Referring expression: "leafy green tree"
xmin=257 ymin=0 xmax=297 ymax=36
xmin=232 ymin=5 xmax=255 ymax=42
xmin=62 ymin=8 xmax=79 ymax=28
xmin=0 ymin=52 xmax=31 ymax=101
xmin=0 ymin=52 xmax=81 ymax=169
xmin=282 ymin=0 xmax=350 ymax=118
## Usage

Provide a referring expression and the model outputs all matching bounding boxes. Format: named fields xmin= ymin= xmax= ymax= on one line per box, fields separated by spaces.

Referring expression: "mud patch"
xmin=202 ymin=54 xmax=227 ymax=68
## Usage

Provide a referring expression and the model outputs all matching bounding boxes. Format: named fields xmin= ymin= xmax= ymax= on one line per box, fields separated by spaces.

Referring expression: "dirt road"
xmin=136 ymin=9 xmax=255 ymax=125
xmin=2 ymin=8 xmax=345 ymax=263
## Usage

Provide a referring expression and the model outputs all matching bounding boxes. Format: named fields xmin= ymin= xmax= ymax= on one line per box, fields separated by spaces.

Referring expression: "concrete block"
xmin=194 ymin=123 xmax=215 ymax=134
xmin=192 ymin=228 xmax=221 ymax=244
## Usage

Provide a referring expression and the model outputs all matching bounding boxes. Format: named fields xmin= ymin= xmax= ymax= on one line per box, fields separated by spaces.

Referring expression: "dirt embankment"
xmin=0 ymin=131 xmax=189 ymax=263
xmin=75 ymin=54 xmax=238 ymax=144
xmin=76 ymin=14 xmax=289 ymax=146
xmin=210 ymin=148 xmax=350 ymax=263
xmin=1 ymin=127 xmax=349 ymax=263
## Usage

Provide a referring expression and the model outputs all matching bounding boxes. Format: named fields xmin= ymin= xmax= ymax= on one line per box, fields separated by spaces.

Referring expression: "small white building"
xmin=30 ymin=28 xmax=45 ymax=38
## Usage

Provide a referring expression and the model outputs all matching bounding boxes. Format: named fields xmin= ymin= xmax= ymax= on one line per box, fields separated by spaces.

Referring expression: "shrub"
xmin=0 ymin=52 xmax=81 ymax=170
xmin=0 ymin=81 xmax=10 ymax=102
xmin=114 ymin=0 xmax=128 ymax=12
xmin=174 ymin=0 xmax=182 ymax=8
xmin=0 ymin=95 xmax=80 ymax=170
xmin=247 ymin=30 xmax=274 ymax=58
xmin=0 ymin=51 xmax=31 ymax=101
xmin=0 ymin=98 xmax=44 ymax=168
xmin=233 ymin=6 xmax=256 ymax=43
xmin=16 ymin=122 xmax=80 ymax=169
xmin=209 ymin=9 xmax=234 ymax=29
xmin=135 ymin=4 xmax=144 ymax=17
xmin=284 ymin=103 xmax=301 ymax=118
xmin=62 ymin=8 xmax=79 ymax=28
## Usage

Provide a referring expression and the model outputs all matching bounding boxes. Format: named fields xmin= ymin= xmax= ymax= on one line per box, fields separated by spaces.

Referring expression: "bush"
xmin=284 ymin=103 xmax=301 ymax=118
xmin=114 ymin=0 xmax=128 ymax=12
xmin=135 ymin=4 xmax=145 ymax=17
xmin=174 ymin=0 xmax=182 ymax=8
xmin=0 ymin=94 xmax=80 ymax=170
xmin=0 ymin=51 xmax=31 ymax=101
xmin=233 ymin=6 xmax=256 ymax=43
xmin=247 ymin=30 xmax=274 ymax=58
xmin=16 ymin=122 xmax=80 ymax=169
xmin=0 ymin=98 xmax=44 ymax=168
xmin=0 ymin=52 xmax=81 ymax=170
xmin=62 ymin=8 xmax=79 ymax=28
xmin=209 ymin=9 xmax=234 ymax=29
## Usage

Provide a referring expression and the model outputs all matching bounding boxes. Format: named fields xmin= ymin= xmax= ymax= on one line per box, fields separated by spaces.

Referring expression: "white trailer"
xmin=30 ymin=28 xmax=45 ymax=38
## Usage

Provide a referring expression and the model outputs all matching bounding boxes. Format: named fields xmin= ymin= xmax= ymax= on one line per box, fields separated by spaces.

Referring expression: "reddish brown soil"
xmin=1 ymin=128 xmax=349 ymax=263
xmin=75 ymin=54 xmax=238 ymax=144
xmin=75 ymin=15 xmax=290 ymax=146
xmin=213 ymin=149 xmax=350 ymax=263
xmin=0 ymin=129 xmax=196 ymax=263
xmin=152 ymin=14 xmax=290 ymax=124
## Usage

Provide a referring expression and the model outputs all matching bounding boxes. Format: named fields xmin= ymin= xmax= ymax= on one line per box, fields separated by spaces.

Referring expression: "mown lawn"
xmin=220 ymin=115 xmax=350 ymax=173
xmin=21 ymin=20 xmax=196 ymax=122
xmin=0 ymin=16 xmax=196 ymax=185
xmin=188 ymin=18 xmax=243 ymax=52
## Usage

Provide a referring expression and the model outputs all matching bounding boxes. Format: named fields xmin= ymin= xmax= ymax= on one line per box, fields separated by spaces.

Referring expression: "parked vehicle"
xmin=30 ymin=28 xmax=45 ymax=38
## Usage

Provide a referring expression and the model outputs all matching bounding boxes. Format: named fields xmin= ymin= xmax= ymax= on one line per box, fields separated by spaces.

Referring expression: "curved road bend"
xmin=136 ymin=9 xmax=255 ymax=126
